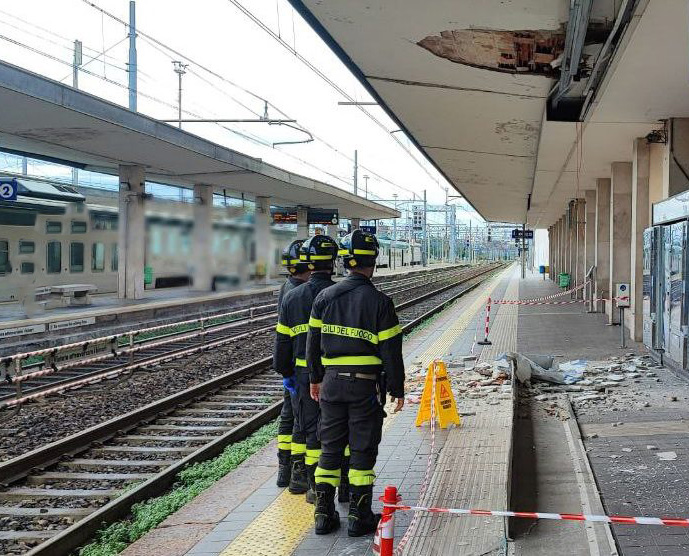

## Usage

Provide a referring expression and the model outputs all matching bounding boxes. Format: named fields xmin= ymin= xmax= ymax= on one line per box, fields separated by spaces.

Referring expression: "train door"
xmin=663 ymin=221 xmax=687 ymax=367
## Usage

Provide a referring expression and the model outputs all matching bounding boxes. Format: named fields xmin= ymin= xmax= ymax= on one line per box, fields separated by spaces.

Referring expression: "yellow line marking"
xmin=220 ymin=491 xmax=314 ymax=556
xmin=218 ymin=265 xmax=514 ymax=556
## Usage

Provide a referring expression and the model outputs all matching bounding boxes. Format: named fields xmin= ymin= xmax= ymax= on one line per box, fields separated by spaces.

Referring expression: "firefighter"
xmin=274 ymin=234 xmax=345 ymax=502
xmin=306 ymin=229 xmax=405 ymax=536
xmin=275 ymin=239 xmax=311 ymax=489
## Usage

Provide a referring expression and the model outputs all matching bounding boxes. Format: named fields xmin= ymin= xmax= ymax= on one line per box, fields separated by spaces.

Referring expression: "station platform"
xmin=0 ymin=263 xmax=456 ymax=355
xmin=116 ymin=266 xmax=689 ymax=556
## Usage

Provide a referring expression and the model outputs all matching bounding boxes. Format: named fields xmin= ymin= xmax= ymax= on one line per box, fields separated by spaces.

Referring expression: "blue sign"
xmin=360 ymin=225 xmax=377 ymax=234
xmin=0 ymin=178 xmax=18 ymax=201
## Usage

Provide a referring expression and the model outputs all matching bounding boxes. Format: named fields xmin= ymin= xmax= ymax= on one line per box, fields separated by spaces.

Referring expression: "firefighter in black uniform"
xmin=306 ymin=229 xmax=405 ymax=536
xmin=275 ymin=239 xmax=311 ymax=488
xmin=274 ymin=235 xmax=347 ymax=502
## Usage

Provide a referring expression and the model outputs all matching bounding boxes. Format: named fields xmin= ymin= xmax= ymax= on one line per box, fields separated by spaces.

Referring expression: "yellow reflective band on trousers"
xmin=344 ymin=445 xmax=351 ymax=457
xmin=378 ymin=324 xmax=402 ymax=341
xmin=353 ymin=249 xmax=376 ymax=255
xmin=305 ymin=448 xmax=322 ymax=466
xmin=275 ymin=322 xmax=292 ymax=336
xmin=315 ymin=466 xmax=341 ymax=487
xmin=277 ymin=434 xmax=292 ymax=451
xmin=322 ymin=323 xmax=378 ymax=344
xmin=294 ymin=358 xmax=307 ymax=367
xmin=291 ymin=442 xmax=306 ymax=456
xmin=349 ymin=468 xmax=376 ymax=486
xmin=308 ymin=317 xmax=322 ymax=328
xmin=322 ymin=355 xmax=382 ymax=366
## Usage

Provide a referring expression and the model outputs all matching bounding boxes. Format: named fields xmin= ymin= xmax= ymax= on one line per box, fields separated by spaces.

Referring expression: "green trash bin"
xmin=144 ymin=265 xmax=153 ymax=286
xmin=558 ymin=272 xmax=571 ymax=288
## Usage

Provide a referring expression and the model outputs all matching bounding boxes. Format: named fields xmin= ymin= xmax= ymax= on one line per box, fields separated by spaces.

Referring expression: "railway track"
xmin=0 ymin=264 xmax=483 ymax=408
xmin=0 ymin=262 xmax=505 ymax=556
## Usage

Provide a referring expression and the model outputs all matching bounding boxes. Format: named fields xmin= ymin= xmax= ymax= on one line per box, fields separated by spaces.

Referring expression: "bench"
xmin=46 ymin=284 xmax=98 ymax=309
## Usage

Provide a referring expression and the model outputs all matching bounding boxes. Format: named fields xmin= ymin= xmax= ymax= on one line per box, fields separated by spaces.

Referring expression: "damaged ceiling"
xmin=290 ymin=0 xmax=670 ymax=227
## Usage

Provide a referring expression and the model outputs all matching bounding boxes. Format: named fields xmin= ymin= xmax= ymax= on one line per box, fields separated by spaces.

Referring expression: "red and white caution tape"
xmin=383 ymin=504 xmax=689 ymax=527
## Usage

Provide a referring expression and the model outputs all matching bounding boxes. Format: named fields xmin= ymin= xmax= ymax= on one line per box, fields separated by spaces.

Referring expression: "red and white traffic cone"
xmin=374 ymin=486 xmax=400 ymax=556
xmin=477 ymin=297 xmax=492 ymax=346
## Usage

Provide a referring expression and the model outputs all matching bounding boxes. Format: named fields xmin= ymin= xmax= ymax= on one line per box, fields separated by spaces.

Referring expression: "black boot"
xmin=305 ymin=464 xmax=316 ymax=504
xmin=289 ymin=455 xmax=308 ymax=494
xmin=314 ymin=484 xmax=340 ymax=535
xmin=348 ymin=486 xmax=380 ymax=537
xmin=338 ymin=457 xmax=350 ymax=503
xmin=277 ymin=450 xmax=291 ymax=488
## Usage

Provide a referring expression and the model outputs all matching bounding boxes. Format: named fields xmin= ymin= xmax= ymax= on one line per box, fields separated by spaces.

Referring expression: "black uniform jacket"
xmin=306 ymin=273 xmax=405 ymax=398
xmin=274 ymin=272 xmax=335 ymax=377
xmin=278 ymin=275 xmax=305 ymax=308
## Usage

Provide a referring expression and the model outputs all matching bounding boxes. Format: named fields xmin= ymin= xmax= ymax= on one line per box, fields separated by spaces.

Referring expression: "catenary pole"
xmin=128 ymin=0 xmax=137 ymax=111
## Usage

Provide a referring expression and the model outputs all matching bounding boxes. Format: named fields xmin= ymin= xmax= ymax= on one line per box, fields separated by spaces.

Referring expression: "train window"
xmin=151 ymin=228 xmax=162 ymax=256
xmin=0 ymin=240 xmax=9 ymax=274
xmin=111 ymin=243 xmax=118 ymax=272
xmin=19 ymin=241 xmax=35 ymax=254
xmin=70 ymin=242 xmax=84 ymax=273
xmin=47 ymin=241 xmax=61 ymax=274
xmin=21 ymin=262 xmax=34 ymax=274
xmin=46 ymin=221 xmax=62 ymax=234
xmin=71 ymin=221 xmax=87 ymax=233
xmin=92 ymin=243 xmax=105 ymax=272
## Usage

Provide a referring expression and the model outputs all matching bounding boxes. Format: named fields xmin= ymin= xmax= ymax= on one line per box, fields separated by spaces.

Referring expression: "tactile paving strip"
xmin=402 ymin=266 xmax=519 ymax=555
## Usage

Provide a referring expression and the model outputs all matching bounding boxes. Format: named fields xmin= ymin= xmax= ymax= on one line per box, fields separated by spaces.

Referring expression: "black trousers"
xmin=316 ymin=371 xmax=384 ymax=487
xmin=278 ymin=386 xmax=303 ymax=453
xmin=295 ymin=372 xmax=320 ymax=454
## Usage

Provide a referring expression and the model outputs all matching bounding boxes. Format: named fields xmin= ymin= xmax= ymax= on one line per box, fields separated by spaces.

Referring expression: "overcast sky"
xmin=0 ymin=0 xmax=483 ymax=224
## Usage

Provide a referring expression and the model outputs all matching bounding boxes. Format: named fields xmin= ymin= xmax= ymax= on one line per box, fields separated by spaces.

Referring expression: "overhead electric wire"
xmin=78 ymin=0 xmax=421 ymax=198
xmin=224 ymin=0 xmax=445 ymax=190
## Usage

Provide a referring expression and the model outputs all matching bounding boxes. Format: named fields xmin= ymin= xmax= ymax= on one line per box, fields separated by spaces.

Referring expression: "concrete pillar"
xmin=350 ymin=218 xmax=360 ymax=231
xmin=255 ymin=196 xmax=271 ymax=282
xmin=568 ymin=206 xmax=575 ymax=278
xmin=584 ymin=190 xmax=596 ymax=301
xmin=649 ymin=142 xmax=666 ymax=214
xmin=191 ymin=184 xmax=213 ymax=292
xmin=628 ymin=139 xmax=650 ymax=340
xmin=559 ymin=216 xmax=567 ymax=279
xmin=118 ymin=165 xmax=146 ymax=299
xmin=608 ymin=162 xmax=633 ymax=325
xmin=574 ymin=198 xmax=586 ymax=298
xmin=296 ymin=206 xmax=309 ymax=238
xmin=595 ymin=178 xmax=611 ymax=311
xmin=552 ymin=221 xmax=559 ymax=280
xmin=548 ymin=226 xmax=554 ymax=280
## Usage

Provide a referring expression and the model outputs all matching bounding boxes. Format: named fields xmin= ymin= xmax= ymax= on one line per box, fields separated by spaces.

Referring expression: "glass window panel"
xmin=111 ymin=243 xmax=118 ymax=271
xmin=46 ymin=221 xmax=62 ymax=233
xmin=19 ymin=241 xmax=35 ymax=254
xmin=70 ymin=242 xmax=84 ymax=272
xmin=0 ymin=240 xmax=9 ymax=273
xmin=92 ymin=242 xmax=105 ymax=272
xmin=71 ymin=221 xmax=87 ymax=233
xmin=21 ymin=262 xmax=34 ymax=274
xmin=47 ymin=241 xmax=61 ymax=273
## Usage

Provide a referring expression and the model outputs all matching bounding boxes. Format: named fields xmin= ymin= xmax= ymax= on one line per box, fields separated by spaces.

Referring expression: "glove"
xmin=283 ymin=376 xmax=297 ymax=395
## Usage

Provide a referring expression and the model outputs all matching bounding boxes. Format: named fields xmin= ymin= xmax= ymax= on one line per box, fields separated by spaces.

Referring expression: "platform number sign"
xmin=0 ymin=178 xmax=18 ymax=201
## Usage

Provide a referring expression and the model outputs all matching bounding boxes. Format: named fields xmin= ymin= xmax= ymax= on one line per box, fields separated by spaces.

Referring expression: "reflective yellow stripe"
xmin=344 ymin=445 xmax=350 ymax=457
xmin=322 ymin=355 xmax=382 ymax=366
xmin=337 ymin=249 xmax=349 ymax=256
xmin=291 ymin=323 xmax=309 ymax=336
xmin=276 ymin=322 xmax=293 ymax=336
xmin=378 ymin=324 xmax=402 ymax=341
xmin=281 ymin=258 xmax=300 ymax=265
xmin=353 ymin=249 xmax=377 ymax=255
xmin=349 ymin=468 xmax=376 ymax=486
xmin=277 ymin=434 xmax=292 ymax=451
xmin=295 ymin=358 xmax=307 ymax=367
xmin=305 ymin=448 xmax=322 ymax=466
xmin=309 ymin=317 xmax=322 ymax=328
xmin=291 ymin=442 xmax=306 ymax=455
xmin=315 ymin=466 xmax=341 ymax=487
xmin=300 ymin=254 xmax=334 ymax=261
xmin=322 ymin=323 xmax=378 ymax=344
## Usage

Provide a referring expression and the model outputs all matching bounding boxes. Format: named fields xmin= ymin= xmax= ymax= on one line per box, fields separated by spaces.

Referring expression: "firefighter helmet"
xmin=299 ymin=234 xmax=338 ymax=270
xmin=338 ymin=229 xmax=379 ymax=268
xmin=281 ymin=239 xmax=309 ymax=274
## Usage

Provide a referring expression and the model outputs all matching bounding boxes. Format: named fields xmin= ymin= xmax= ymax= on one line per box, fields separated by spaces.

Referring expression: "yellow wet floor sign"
xmin=415 ymin=360 xmax=461 ymax=429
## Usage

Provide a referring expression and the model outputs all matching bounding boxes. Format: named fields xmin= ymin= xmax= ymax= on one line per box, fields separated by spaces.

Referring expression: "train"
xmin=0 ymin=178 xmax=421 ymax=302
